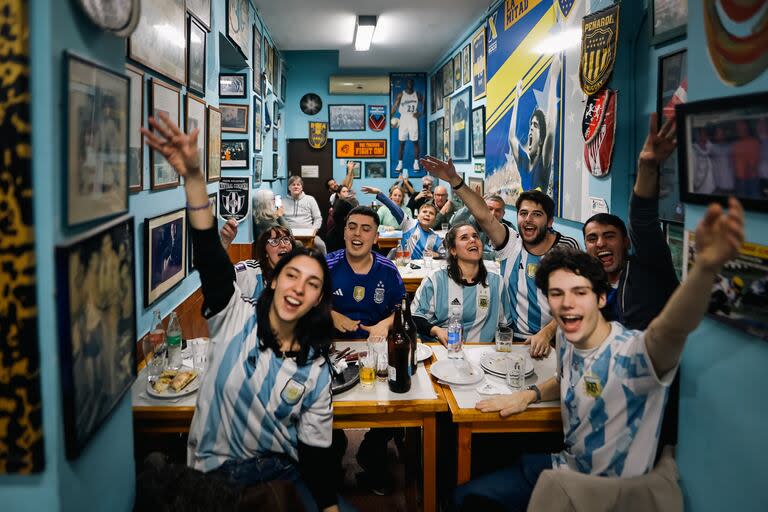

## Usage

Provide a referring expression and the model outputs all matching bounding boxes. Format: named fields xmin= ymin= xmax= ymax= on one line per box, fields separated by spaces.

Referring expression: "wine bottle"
xmin=402 ymin=297 xmax=418 ymax=375
xmin=387 ymin=305 xmax=412 ymax=393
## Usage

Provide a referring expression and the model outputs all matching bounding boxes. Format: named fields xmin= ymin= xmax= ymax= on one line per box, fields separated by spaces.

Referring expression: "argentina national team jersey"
xmin=411 ymin=268 xmax=513 ymax=343
xmin=552 ymin=322 xmax=677 ymax=477
xmin=233 ymin=259 xmax=265 ymax=300
xmin=187 ymin=286 xmax=333 ymax=473
xmin=400 ymin=217 xmax=442 ymax=260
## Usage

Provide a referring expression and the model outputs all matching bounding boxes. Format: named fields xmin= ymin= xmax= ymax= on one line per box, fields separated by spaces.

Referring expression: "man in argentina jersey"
xmin=463 ymin=203 xmax=744 ymax=510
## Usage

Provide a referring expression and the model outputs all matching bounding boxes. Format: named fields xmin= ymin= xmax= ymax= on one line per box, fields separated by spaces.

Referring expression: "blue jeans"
xmin=453 ymin=453 xmax=553 ymax=512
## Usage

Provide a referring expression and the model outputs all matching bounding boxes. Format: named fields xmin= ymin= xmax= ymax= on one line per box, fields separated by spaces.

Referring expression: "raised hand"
xmin=419 ymin=156 xmax=459 ymax=184
xmin=141 ymin=112 xmax=201 ymax=178
xmin=220 ymin=218 xmax=238 ymax=250
xmin=360 ymin=185 xmax=381 ymax=196
xmin=694 ymin=197 xmax=744 ymax=272
xmin=638 ymin=112 xmax=677 ymax=167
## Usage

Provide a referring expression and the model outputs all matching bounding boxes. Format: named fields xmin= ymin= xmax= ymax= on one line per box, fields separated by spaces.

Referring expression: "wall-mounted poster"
xmin=185 ymin=94 xmax=207 ymax=179
xmin=149 ymin=78 xmax=181 ymax=190
xmin=66 ymin=52 xmax=129 ymax=227
xmin=472 ymin=106 xmax=486 ymax=158
xmin=336 ymin=139 xmax=387 ymax=159
xmin=126 ymin=64 xmax=144 ymax=193
xmin=329 ymin=104 xmax=365 ymax=131
xmin=56 ymin=215 xmax=136 ymax=458
xmin=207 ymin=106 xmax=221 ymax=181
xmin=145 ymin=209 xmax=187 ymax=306
xmin=128 ymin=0 xmax=186 ymax=84
xmin=453 ymin=53 xmax=462 ymax=91
xmin=253 ymin=98 xmax=262 ymax=152
xmin=471 ymin=26 xmax=486 ymax=101
xmin=389 ymin=72 xmax=427 ymax=177
xmin=652 ymin=0 xmax=687 ymax=45
xmin=657 ymin=49 xmax=687 ymax=222
xmin=226 ymin=0 xmax=250 ymax=60
xmin=365 ymin=161 xmax=386 ymax=178
xmin=221 ymin=139 xmax=249 ymax=169
xmin=450 ymin=87 xmax=471 ymax=162
xmin=187 ymin=0 xmax=211 ymax=30
xmin=253 ymin=156 xmax=263 ymax=186
xmin=219 ymin=176 xmax=251 ymax=223
xmin=186 ymin=17 xmax=206 ymax=96
xmin=462 ymin=44 xmax=471 ymax=85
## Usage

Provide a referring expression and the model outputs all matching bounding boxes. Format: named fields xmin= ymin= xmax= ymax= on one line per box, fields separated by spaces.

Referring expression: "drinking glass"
xmin=506 ymin=353 xmax=525 ymax=391
xmin=359 ymin=349 xmax=378 ymax=390
xmin=147 ymin=343 xmax=167 ymax=384
xmin=189 ymin=339 xmax=208 ymax=374
xmin=495 ymin=326 xmax=513 ymax=352
xmin=441 ymin=222 xmax=449 ymax=232
xmin=423 ymin=248 xmax=433 ymax=269
xmin=369 ymin=336 xmax=388 ymax=381
xmin=401 ymin=249 xmax=411 ymax=267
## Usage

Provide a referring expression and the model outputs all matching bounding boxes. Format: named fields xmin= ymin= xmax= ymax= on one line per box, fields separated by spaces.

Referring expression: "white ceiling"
xmin=253 ymin=0 xmax=493 ymax=70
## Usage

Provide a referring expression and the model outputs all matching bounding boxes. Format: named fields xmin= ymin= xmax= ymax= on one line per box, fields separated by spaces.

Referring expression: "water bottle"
xmin=166 ymin=312 xmax=183 ymax=370
xmin=149 ymin=310 xmax=165 ymax=347
xmin=447 ymin=307 xmax=463 ymax=358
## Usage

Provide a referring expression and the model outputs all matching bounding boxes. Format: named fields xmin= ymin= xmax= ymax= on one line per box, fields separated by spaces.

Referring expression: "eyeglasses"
xmin=266 ymin=236 xmax=292 ymax=247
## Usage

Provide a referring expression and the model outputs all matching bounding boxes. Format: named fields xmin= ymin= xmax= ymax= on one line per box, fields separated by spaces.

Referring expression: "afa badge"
xmin=353 ymin=286 xmax=365 ymax=302
xmin=308 ymin=121 xmax=328 ymax=149
xmin=579 ymin=4 xmax=620 ymax=96
xmin=478 ymin=291 xmax=489 ymax=310
xmin=280 ymin=378 xmax=306 ymax=405
xmin=527 ymin=263 xmax=538 ymax=279
xmin=374 ymin=282 xmax=385 ymax=304
xmin=584 ymin=373 xmax=602 ymax=398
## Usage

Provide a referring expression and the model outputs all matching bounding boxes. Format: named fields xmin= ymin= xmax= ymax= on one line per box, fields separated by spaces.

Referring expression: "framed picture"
xmin=253 ymin=24 xmax=262 ymax=96
xmin=220 ymin=103 xmax=249 ymax=133
xmin=435 ymin=117 xmax=444 ymax=158
xmin=253 ymin=97 xmax=262 ymax=152
xmin=281 ymin=72 xmax=287 ymax=103
xmin=185 ymin=94 xmax=207 ymax=179
xmin=468 ymin=176 xmax=485 ymax=196
xmin=365 ymin=161 xmax=386 ymax=178
xmin=56 ymin=215 xmax=136 ymax=458
xmin=219 ymin=73 xmax=247 ymax=98
xmin=347 ymin=160 xmax=361 ymax=178
xmin=145 ymin=208 xmax=187 ymax=306
xmin=264 ymin=37 xmax=273 ymax=87
xmin=125 ymin=64 xmax=144 ymax=193
xmin=435 ymin=69 xmax=444 ymax=111
xmin=187 ymin=193 xmax=217 ymax=273
xmin=66 ymin=52 xmax=129 ymax=227
xmin=443 ymin=126 xmax=450 ymax=160
xmin=128 ymin=0 xmax=186 ymax=84
xmin=273 ymin=54 xmax=280 ymax=91
xmin=471 ymin=106 xmax=486 ymax=158
xmin=207 ymin=106 xmax=221 ymax=182
xmin=253 ymin=156 xmax=263 ymax=186
xmin=221 ymin=139 xmax=249 ymax=169
xmin=149 ymin=78 xmax=181 ymax=190
xmin=272 ymin=152 xmax=279 ymax=179
xmin=471 ymin=26 xmax=487 ymax=101
xmin=226 ymin=0 xmax=250 ymax=60
xmin=328 ymin=104 xmax=366 ymax=131
xmin=186 ymin=0 xmax=211 ymax=31
xmin=453 ymin=53 xmax=462 ymax=91
xmin=657 ymin=49 xmax=687 ymax=222
xmin=676 ymin=91 xmax=768 ymax=213
xmin=652 ymin=0 xmax=687 ymax=45
xmin=462 ymin=44 xmax=471 ymax=85
xmin=429 ymin=120 xmax=437 ymax=157
xmin=273 ymin=122 xmax=279 ymax=149
xmin=186 ymin=16 xmax=206 ymax=96
xmin=450 ymin=88 xmax=471 ymax=162
xmin=429 ymin=75 xmax=436 ymax=114
xmin=442 ymin=59 xmax=454 ymax=97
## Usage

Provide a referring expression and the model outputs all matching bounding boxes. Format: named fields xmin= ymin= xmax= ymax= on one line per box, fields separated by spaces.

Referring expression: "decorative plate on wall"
xmin=77 ymin=0 xmax=140 ymax=36
xmin=300 ymin=93 xmax=322 ymax=116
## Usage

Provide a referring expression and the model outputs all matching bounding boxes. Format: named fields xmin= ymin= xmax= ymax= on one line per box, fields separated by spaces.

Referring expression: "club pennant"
xmin=557 ymin=0 xmax=576 ymax=19
xmin=579 ymin=4 xmax=620 ymax=96
xmin=308 ymin=121 xmax=328 ymax=149
xmin=583 ymin=89 xmax=617 ymax=177
xmin=368 ymin=105 xmax=387 ymax=131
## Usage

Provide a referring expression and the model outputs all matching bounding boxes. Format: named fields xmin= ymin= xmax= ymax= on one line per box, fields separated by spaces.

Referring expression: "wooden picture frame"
xmin=226 ymin=0 xmax=250 ymax=60
xmin=145 ymin=208 xmax=187 ymax=306
xmin=253 ymin=24 xmax=262 ymax=96
xmin=65 ymin=52 xmax=129 ymax=227
xmin=125 ymin=64 xmax=144 ymax=193
xmin=328 ymin=104 xmax=366 ymax=131
xmin=128 ymin=0 xmax=186 ymax=84
xmin=471 ymin=106 xmax=486 ymax=158
xmin=219 ymin=73 xmax=247 ymax=99
xmin=651 ymin=0 xmax=687 ymax=45
xmin=220 ymin=103 xmax=249 ymax=133
xmin=149 ymin=78 xmax=181 ymax=190
xmin=186 ymin=16 xmax=206 ymax=96
xmin=657 ymin=49 xmax=687 ymax=222
xmin=221 ymin=138 xmax=249 ymax=169
xmin=185 ymin=94 xmax=207 ymax=179
xmin=186 ymin=0 xmax=211 ymax=31
xmin=207 ymin=106 xmax=221 ymax=182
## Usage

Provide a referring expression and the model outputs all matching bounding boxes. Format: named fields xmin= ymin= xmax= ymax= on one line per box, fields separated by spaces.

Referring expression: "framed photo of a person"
xmin=328 ymin=104 xmax=365 ymax=131
xmin=468 ymin=176 xmax=485 ymax=196
xmin=364 ymin=161 xmax=386 ymax=178
xmin=347 ymin=160 xmax=362 ymax=178
xmin=657 ymin=49 xmax=687 ymax=222
xmin=435 ymin=69 xmax=444 ymax=111
xmin=220 ymin=103 xmax=249 ymax=133
xmin=145 ymin=208 xmax=187 ymax=306
xmin=66 ymin=52 xmax=129 ymax=227
xmin=435 ymin=117 xmax=444 ymax=159
xmin=253 ymin=98 xmax=262 ymax=152
xmin=185 ymin=94 xmax=207 ymax=179
xmin=453 ymin=53 xmax=462 ymax=91
xmin=442 ymin=59 xmax=454 ymax=97
xmin=186 ymin=16 xmax=206 ymax=96
xmin=462 ymin=44 xmax=471 ymax=85
xmin=125 ymin=64 xmax=144 ymax=193
xmin=149 ymin=78 xmax=181 ymax=190
xmin=450 ymin=88 xmax=471 ymax=162
xmin=221 ymin=139 xmax=249 ymax=169
xmin=676 ymin=91 xmax=768 ymax=213
xmin=219 ymin=73 xmax=247 ymax=98
xmin=253 ymin=25 xmax=262 ymax=96
xmin=226 ymin=0 xmax=250 ymax=60
xmin=471 ymin=26 xmax=487 ymax=101
xmin=651 ymin=0 xmax=687 ymax=45
xmin=207 ymin=106 xmax=221 ymax=182
xmin=186 ymin=0 xmax=211 ymax=31
xmin=128 ymin=0 xmax=186 ymax=84
xmin=471 ymin=106 xmax=486 ymax=158
xmin=56 ymin=215 xmax=136 ymax=458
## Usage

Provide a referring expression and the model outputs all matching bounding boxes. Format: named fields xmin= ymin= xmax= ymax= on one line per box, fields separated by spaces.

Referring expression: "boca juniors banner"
xmin=389 ymin=73 xmax=427 ymax=178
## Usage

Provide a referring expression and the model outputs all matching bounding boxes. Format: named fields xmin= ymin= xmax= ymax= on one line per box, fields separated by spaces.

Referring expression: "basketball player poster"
xmin=389 ymin=73 xmax=427 ymax=178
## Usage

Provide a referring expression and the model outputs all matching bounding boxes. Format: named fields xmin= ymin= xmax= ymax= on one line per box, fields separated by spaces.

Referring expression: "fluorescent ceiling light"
xmin=354 ymin=15 xmax=377 ymax=51
xmin=533 ymin=28 xmax=582 ymax=54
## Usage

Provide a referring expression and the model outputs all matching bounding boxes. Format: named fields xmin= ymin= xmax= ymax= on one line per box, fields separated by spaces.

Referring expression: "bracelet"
xmin=452 ymin=179 xmax=464 ymax=190
xmin=186 ymin=202 xmax=211 ymax=211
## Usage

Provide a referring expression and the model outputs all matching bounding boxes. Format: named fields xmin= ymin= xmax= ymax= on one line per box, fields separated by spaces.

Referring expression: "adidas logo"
xmin=451 ymin=298 xmax=461 ymax=306
xmin=333 ymin=289 xmax=344 ymax=297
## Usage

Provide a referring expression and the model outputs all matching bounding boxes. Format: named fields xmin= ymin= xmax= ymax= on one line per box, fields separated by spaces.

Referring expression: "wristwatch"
xmin=525 ymin=384 xmax=541 ymax=403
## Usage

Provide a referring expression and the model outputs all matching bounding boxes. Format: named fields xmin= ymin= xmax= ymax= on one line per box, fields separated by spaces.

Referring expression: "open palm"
xmin=694 ymin=197 xmax=744 ymax=272
xmin=141 ymin=112 xmax=201 ymax=178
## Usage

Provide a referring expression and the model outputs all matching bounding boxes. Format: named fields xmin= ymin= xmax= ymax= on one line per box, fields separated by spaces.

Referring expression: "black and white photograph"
xmin=66 ymin=52 xmax=129 ymax=227
xmin=677 ymin=92 xmax=768 ymax=212
xmin=186 ymin=0 xmax=211 ymax=30
xmin=219 ymin=176 xmax=251 ymax=223
xmin=145 ymin=208 xmax=187 ymax=306
xmin=186 ymin=16 xmax=206 ymax=96
xmin=450 ymin=87 xmax=471 ymax=162
xmin=185 ymin=94 xmax=207 ymax=179
xmin=226 ymin=0 xmax=250 ymax=60
xmin=252 ymin=24 xmax=262 ymax=96
xmin=364 ymin=161 xmax=386 ymax=178
xmin=128 ymin=0 xmax=186 ymax=84
xmin=56 ymin=215 xmax=136 ymax=458
xmin=253 ymin=98 xmax=262 ymax=152
xmin=328 ymin=104 xmax=365 ymax=131
xmin=126 ymin=64 xmax=143 ymax=193
xmin=652 ymin=0 xmax=687 ymax=45
xmin=472 ymin=106 xmax=486 ymax=158
xmin=221 ymin=103 xmax=249 ymax=133
xmin=149 ymin=78 xmax=181 ymax=190
xmin=657 ymin=49 xmax=687 ymax=222
xmin=221 ymin=139 xmax=249 ymax=169
xmin=207 ymin=106 xmax=221 ymax=181
xmin=219 ymin=73 xmax=247 ymax=98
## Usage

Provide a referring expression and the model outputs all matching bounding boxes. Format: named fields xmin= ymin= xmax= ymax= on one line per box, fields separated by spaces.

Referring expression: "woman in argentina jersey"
xmin=411 ymin=223 xmax=514 ymax=343
xmin=142 ymin=113 xmax=342 ymax=512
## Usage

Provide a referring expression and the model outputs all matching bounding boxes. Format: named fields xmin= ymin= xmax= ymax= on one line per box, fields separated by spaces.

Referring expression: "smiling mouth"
xmin=597 ymin=250 xmax=613 ymax=265
xmin=284 ymin=296 xmax=302 ymax=312
xmin=522 ymin=225 xmax=537 ymax=235
xmin=277 ymin=249 xmax=289 ymax=257
xmin=560 ymin=314 xmax=583 ymax=332
xmin=350 ymin=240 xmax=364 ymax=248
xmin=467 ymin=246 xmax=479 ymax=252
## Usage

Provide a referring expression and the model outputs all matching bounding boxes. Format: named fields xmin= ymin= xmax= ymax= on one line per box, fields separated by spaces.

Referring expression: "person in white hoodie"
xmin=283 ymin=175 xmax=327 ymax=254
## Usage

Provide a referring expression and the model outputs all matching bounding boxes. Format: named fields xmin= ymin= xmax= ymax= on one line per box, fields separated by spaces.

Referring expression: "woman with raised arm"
xmin=142 ymin=113 xmax=341 ymax=512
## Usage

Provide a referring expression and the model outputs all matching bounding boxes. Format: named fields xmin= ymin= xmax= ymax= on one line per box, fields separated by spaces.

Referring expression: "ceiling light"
xmin=354 ymin=15 xmax=377 ymax=51
xmin=533 ymin=28 xmax=582 ymax=54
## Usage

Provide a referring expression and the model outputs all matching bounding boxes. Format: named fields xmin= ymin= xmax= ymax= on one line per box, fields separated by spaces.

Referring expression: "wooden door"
xmin=287 ymin=138 xmax=334 ymax=233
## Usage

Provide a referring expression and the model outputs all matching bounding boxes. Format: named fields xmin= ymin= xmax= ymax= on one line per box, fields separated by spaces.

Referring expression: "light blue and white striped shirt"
xmin=400 ymin=218 xmax=443 ymax=260
xmin=233 ymin=259 xmax=265 ymax=300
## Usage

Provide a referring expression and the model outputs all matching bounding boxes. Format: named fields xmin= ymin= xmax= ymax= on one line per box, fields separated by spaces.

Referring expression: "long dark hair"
xmin=445 ymin=222 xmax=488 ymax=287
xmin=254 ymin=226 xmax=297 ymax=283
xmin=255 ymin=246 xmax=334 ymax=365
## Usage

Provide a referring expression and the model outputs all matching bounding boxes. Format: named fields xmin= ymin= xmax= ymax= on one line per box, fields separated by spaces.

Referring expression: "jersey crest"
xmin=308 ymin=121 xmax=328 ymax=149
xmin=353 ymin=286 xmax=365 ymax=302
xmin=478 ymin=290 xmax=489 ymax=310
xmin=374 ymin=282 xmax=385 ymax=304
xmin=280 ymin=378 xmax=306 ymax=405
xmin=526 ymin=262 xmax=538 ymax=278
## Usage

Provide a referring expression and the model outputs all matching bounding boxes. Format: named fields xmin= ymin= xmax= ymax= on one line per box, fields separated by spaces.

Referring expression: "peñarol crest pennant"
xmin=308 ymin=121 xmax=327 ymax=149
xmin=579 ymin=4 xmax=620 ymax=96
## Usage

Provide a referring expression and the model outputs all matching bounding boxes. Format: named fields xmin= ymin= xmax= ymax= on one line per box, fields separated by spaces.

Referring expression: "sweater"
xmin=282 ymin=192 xmax=322 ymax=230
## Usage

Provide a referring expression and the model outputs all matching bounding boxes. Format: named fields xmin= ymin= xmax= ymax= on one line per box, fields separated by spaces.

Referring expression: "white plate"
xmin=429 ymin=359 xmax=485 ymax=385
xmin=480 ymin=353 xmax=534 ymax=376
xmin=416 ymin=343 xmax=433 ymax=362
xmin=147 ymin=368 xmax=200 ymax=399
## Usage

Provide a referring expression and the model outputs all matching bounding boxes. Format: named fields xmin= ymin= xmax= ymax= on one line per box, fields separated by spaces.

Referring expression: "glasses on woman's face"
xmin=266 ymin=236 xmax=292 ymax=247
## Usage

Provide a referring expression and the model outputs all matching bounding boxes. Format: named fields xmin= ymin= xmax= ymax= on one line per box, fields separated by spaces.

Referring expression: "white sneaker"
xmin=395 ymin=160 xmax=403 ymax=171
xmin=413 ymin=160 xmax=420 ymax=171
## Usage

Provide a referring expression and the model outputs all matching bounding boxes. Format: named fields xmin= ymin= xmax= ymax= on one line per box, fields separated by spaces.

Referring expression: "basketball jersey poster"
xmin=389 ymin=73 xmax=427 ymax=178
xmin=218 ymin=176 xmax=251 ymax=223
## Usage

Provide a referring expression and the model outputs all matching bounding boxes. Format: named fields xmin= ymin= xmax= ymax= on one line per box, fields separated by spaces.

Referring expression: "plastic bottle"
xmin=166 ymin=312 xmax=183 ymax=370
xmin=149 ymin=310 xmax=165 ymax=347
xmin=447 ymin=306 xmax=463 ymax=358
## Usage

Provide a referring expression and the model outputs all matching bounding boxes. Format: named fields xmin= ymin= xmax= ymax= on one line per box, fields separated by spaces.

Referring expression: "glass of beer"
xmin=495 ymin=326 xmax=513 ymax=352
xmin=359 ymin=350 xmax=378 ymax=390
xmin=368 ymin=336 xmax=389 ymax=381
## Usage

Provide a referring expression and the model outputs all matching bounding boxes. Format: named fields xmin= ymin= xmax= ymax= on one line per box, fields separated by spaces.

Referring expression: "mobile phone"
xmin=274 ymin=195 xmax=282 ymax=209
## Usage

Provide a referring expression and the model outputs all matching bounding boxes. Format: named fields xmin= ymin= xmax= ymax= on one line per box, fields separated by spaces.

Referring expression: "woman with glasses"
xmin=142 ymin=113 xmax=343 ymax=512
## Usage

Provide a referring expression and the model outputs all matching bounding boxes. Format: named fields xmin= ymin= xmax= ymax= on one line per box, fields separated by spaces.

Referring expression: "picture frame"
xmin=56 ymin=215 xmax=137 ymax=458
xmin=453 ymin=53 xmax=462 ymax=91
xmin=364 ymin=161 xmax=386 ymax=178
xmin=281 ymin=71 xmax=287 ymax=103
xmin=273 ymin=54 xmax=280 ymax=91
xmin=468 ymin=176 xmax=485 ymax=196
xmin=442 ymin=59 xmax=454 ymax=97
xmin=125 ymin=64 xmax=144 ymax=193
xmin=185 ymin=94 xmax=207 ymax=179
xmin=226 ymin=0 xmax=250 ymax=60
xmin=186 ymin=16 xmax=206 ymax=96
xmin=472 ymin=106 xmax=486 ymax=158
xmin=429 ymin=120 xmax=437 ymax=157
xmin=128 ymin=0 xmax=186 ymax=85
xmin=264 ymin=36 xmax=273 ymax=87
xmin=328 ymin=104 xmax=366 ymax=131
xmin=186 ymin=0 xmax=211 ymax=31
xmin=66 ymin=52 xmax=129 ymax=227
xmin=187 ymin=193 xmax=217 ymax=273
xmin=471 ymin=26 xmax=487 ymax=101
xmin=434 ymin=69 xmax=444 ymax=111
xmin=145 ymin=208 xmax=187 ymax=306
xmin=676 ymin=91 xmax=768 ymax=213
xmin=449 ymin=87 xmax=472 ymax=162
xmin=219 ymin=73 xmax=247 ymax=98
xmin=272 ymin=152 xmax=279 ymax=179
xmin=252 ymin=24 xmax=262 ymax=96
xmin=253 ymin=155 xmax=263 ymax=186
xmin=220 ymin=103 xmax=249 ymax=133
xmin=435 ymin=117 xmax=444 ymax=159
xmin=429 ymin=74 xmax=436 ymax=114
xmin=149 ymin=78 xmax=181 ymax=190
xmin=207 ymin=106 xmax=221 ymax=182
xmin=221 ymin=138 xmax=249 ymax=169
xmin=663 ymin=221 xmax=684 ymax=281
xmin=253 ymin=97 xmax=262 ymax=152
xmin=348 ymin=160 xmax=362 ymax=178
xmin=462 ymin=44 xmax=471 ymax=85
xmin=651 ymin=0 xmax=687 ymax=45
xmin=272 ymin=99 xmax=279 ymax=148
xmin=657 ymin=49 xmax=687 ymax=222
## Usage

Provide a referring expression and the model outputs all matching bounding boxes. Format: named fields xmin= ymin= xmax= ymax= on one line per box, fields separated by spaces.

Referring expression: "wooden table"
xmin=377 ymin=234 xmax=401 ymax=250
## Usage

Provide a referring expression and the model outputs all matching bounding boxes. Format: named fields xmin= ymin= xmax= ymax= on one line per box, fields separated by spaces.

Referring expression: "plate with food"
xmin=147 ymin=367 xmax=200 ymax=398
